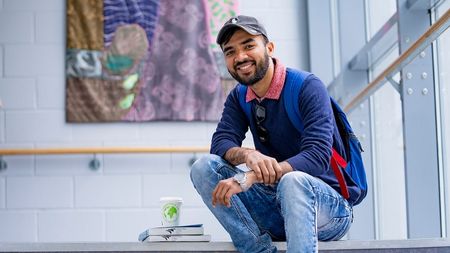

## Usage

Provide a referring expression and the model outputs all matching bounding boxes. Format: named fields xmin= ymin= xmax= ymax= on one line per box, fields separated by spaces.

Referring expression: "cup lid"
xmin=160 ymin=196 xmax=183 ymax=202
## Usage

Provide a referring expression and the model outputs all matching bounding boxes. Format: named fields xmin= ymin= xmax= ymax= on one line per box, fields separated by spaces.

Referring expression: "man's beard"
xmin=229 ymin=53 xmax=270 ymax=86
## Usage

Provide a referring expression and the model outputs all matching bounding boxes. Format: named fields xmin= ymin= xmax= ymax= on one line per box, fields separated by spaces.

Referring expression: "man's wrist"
xmin=225 ymin=147 xmax=255 ymax=165
xmin=245 ymin=171 xmax=258 ymax=185
xmin=233 ymin=172 xmax=251 ymax=192
xmin=244 ymin=149 xmax=257 ymax=161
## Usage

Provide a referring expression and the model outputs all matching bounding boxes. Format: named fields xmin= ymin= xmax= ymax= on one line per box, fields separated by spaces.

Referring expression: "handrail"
xmin=344 ymin=8 xmax=450 ymax=112
xmin=0 ymin=146 xmax=210 ymax=156
xmin=0 ymin=146 xmax=211 ymax=171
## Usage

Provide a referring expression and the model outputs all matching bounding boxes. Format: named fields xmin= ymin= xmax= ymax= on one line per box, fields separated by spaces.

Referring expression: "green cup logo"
xmin=162 ymin=203 xmax=179 ymax=222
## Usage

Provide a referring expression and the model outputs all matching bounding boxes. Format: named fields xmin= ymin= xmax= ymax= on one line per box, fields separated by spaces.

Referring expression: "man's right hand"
xmin=245 ymin=150 xmax=282 ymax=185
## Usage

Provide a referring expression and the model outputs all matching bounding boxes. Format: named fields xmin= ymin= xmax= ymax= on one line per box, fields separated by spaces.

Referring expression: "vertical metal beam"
xmin=337 ymin=0 xmax=376 ymax=240
xmin=397 ymin=0 xmax=441 ymax=238
xmin=307 ymin=0 xmax=334 ymax=84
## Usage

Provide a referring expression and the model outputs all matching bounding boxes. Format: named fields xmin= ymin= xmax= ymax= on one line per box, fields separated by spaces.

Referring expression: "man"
xmin=190 ymin=15 xmax=359 ymax=252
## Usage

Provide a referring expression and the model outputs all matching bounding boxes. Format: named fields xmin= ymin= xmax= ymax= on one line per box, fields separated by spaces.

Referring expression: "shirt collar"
xmin=246 ymin=58 xmax=286 ymax=102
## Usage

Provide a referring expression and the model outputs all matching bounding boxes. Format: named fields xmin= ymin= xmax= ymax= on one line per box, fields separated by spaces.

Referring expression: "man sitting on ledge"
xmin=191 ymin=15 xmax=361 ymax=252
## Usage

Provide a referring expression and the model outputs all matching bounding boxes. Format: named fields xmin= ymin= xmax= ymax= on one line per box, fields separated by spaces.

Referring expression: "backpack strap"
xmin=330 ymin=149 xmax=350 ymax=199
xmin=283 ymin=69 xmax=350 ymax=199
xmin=237 ymin=84 xmax=252 ymax=120
xmin=283 ymin=68 xmax=306 ymax=132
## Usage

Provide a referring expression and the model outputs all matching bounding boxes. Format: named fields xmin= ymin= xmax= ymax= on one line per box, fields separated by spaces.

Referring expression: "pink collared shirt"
xmin=245 ymin=58 xmax=286 ymax=102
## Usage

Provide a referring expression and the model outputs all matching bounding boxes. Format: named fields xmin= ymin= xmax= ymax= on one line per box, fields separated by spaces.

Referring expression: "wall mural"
xmin=66 ymin=0 xmax=238 ymax=122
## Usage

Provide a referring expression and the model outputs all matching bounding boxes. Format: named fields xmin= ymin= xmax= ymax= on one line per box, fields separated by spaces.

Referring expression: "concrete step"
xmin=1 ymin=239 xmax=450 ymax=253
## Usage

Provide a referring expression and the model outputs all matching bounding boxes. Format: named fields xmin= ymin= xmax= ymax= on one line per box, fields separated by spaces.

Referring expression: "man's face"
xmin=221 ymin=29 xmax=273 ymax=86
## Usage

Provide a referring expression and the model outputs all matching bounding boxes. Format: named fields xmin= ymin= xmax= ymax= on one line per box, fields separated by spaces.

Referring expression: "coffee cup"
xmin=159 ymin=197 xmax=183 ymax=227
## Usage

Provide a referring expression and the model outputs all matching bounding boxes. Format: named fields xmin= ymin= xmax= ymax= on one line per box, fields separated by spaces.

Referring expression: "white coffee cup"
xmin=159 ymin=197 xmax=183 ymax=226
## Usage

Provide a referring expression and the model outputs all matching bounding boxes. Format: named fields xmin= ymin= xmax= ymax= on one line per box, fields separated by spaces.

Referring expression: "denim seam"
xmin=312 ymin=187 xmax=318 ymax=252
xmin=230 ymin=191 xmax=260 ymax=241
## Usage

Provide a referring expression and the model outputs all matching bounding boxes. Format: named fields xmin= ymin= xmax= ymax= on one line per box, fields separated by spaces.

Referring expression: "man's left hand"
xmin=212 ymin=178 xmax=242 ymax=208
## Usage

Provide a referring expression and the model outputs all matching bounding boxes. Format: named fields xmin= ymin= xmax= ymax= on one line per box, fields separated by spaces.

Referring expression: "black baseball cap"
xmin=216 ymin=15 xmax=268 ymax=45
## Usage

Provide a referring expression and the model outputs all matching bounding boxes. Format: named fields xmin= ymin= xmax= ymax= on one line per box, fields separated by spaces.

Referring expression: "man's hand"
xmin=212 ymin=178 xmax=242 ymax=208
xmin=246 ymin=150 xmax=283 ymax=184
xmin=224 ymin=147 xmax=293 ymax=186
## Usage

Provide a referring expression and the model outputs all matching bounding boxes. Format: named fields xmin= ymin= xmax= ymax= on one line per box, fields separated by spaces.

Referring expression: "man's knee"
xmin=190 ymin=154 xmax=220 ymax=186
xmin=278 ymin=171 xmax=315 ymax=197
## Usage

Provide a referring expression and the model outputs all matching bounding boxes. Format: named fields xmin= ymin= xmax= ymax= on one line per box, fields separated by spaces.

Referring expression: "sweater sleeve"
xmin=210 ymin=88 xmax=249 ymax=158
xmin=286 ymin=75 xmax=334 ymax=176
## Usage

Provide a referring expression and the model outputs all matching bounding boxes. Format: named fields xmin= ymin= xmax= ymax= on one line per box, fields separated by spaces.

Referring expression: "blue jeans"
xmin=190 ymin=154 xmax=353 ymax=253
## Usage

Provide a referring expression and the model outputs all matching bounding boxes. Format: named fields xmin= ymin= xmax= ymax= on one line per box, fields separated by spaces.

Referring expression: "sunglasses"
xmin=254 ymin=104 xmax=269 ymax=143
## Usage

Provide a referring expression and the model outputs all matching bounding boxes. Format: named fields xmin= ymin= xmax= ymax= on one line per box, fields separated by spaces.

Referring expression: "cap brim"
xmin=216 ymin=24 xmax=262 ymax=45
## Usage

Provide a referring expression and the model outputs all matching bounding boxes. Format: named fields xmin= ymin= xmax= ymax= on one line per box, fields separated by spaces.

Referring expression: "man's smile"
xmin=235 ymin=61 xmax=255 ymax=73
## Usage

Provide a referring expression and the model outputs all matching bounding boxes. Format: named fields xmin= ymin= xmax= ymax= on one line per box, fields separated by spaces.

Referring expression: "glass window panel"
xmin=367 ymin=0 xmax=406 ymax=240
xmin=367 ymin=0 xmax=397 ymax=38
xmin=371 ymin=46 xmax=407 ymax=240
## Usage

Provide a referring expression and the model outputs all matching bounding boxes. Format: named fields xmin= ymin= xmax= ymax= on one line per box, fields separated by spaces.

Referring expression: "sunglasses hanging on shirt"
xmin=254 ymin=104 xmax=269 ymax=143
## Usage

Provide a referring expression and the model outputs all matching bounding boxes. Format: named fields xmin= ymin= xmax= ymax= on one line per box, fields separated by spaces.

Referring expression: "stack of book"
xmin=138 ymin=224 xmax=211 ymax=242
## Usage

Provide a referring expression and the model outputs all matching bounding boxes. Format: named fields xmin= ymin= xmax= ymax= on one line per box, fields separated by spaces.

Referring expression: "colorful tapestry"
xmin=66 ymin=0 xmax=238 ymax=122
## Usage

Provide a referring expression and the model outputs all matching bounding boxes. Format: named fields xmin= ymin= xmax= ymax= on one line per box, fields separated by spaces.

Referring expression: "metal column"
xmin=397 ymin=0 xmax=442 ymax=238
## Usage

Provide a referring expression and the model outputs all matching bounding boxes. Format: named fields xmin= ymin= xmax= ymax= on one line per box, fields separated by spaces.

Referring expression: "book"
xmin=138 ymin=224 xmax=206 ymax=242
xmin=143 ymin=234 xmax=211 ymax=242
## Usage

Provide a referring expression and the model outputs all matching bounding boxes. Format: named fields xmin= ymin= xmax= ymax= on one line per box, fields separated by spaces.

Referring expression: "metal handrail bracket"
xmin=327 ymin=8 xmax=449 ymax=113
xmin=344 ymin=8 xmax=449 ymax=112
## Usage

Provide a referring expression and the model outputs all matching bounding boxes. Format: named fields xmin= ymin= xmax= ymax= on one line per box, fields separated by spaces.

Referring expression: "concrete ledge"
xmin=1 ymin=239 xmax=450 ymax=253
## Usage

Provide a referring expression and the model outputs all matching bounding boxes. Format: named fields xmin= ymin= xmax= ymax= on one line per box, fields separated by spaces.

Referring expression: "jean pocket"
xmin=318 ymin=215 xmax=351 ymax=241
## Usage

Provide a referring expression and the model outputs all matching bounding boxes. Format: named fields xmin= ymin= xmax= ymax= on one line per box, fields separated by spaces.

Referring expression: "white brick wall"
xmin=38 ymin=210 xmax=104 ymax=242
xmin=0 ymin=177 xmax=5 ymax=208
xmin=106 ymin=209 xmax=160 ymax=242
xmin=5 ymin=111 xmax=72 ymax=142
xmin=103 ymin=153 xmax=171 ymax=174
xmin=139 ymin=122 xmax=210 ymax=143
xmin=35 ymin=154 xmax=102 ymax=176
xmin=36 ymin=77 xmax=65 ymax=109
xmin=142 ymin=173 xmax=204 ymax=208
xmin=0 ymin=12 xmax=33 ymax=43
xmin=142 ymin=172 xmax=203 ymax=207
xmin=7 ymin=176 xmax=73 ymax=208
xmin=171 ymin=152 xmax=208 ymax=173
xmin=35 ymin=143 xmax=104 ymax=175
xmin=3 ymin=0 xmax=63 ymax=11
xmin=0 ymin=211 xmax=37 ymax=242
xmin=0 ymin=78 xmax=36 ymax=109
xmin=0 ymin=111 xmax=5 ymax=143
xmin=72 ymin=124 xmax=141 ymax=142
xmin=0 ymin=144 xmax=34 ymax=176
xmin=4 ymin=45 xmax=65 ymax=77
xmin=0 ymin=45 xmax=3 ymax=77
xmin=0 ymin=0 xmax=306 ymax=243
xmin=35 ymin=12 xmax=64 ymax=43
xmin=75 ymin=175 xmax=141 ymax=208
